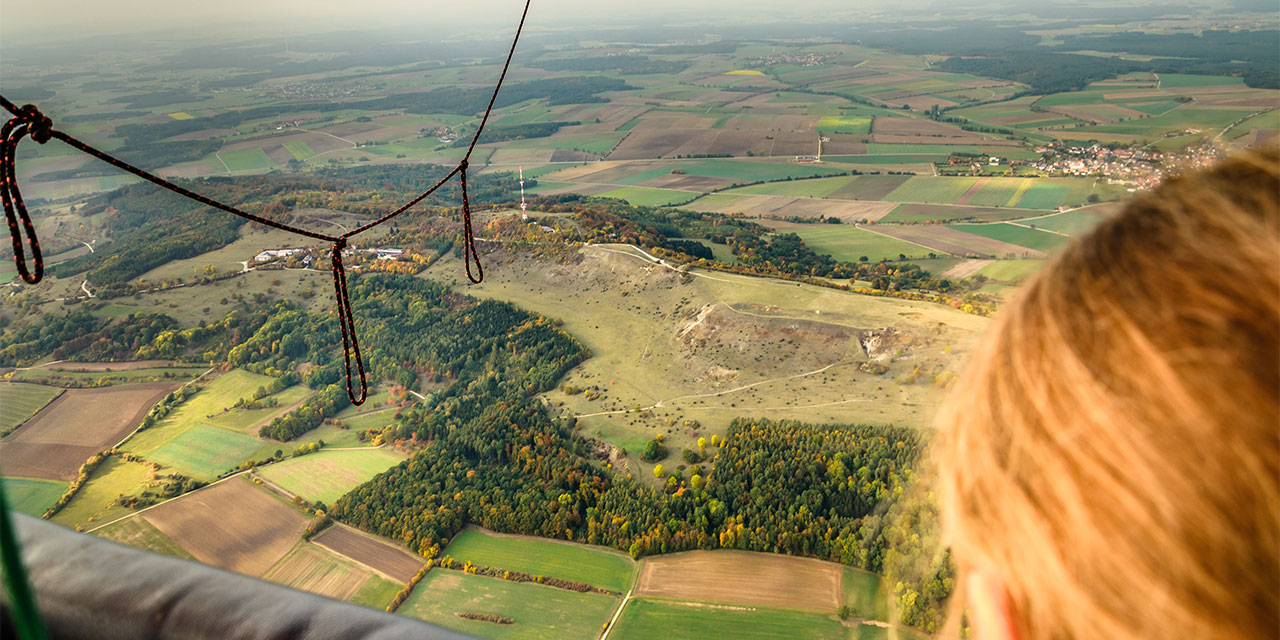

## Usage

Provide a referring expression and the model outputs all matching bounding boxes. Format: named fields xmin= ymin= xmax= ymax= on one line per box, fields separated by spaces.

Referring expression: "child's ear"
xmin=967 ymin=570 xmax=1019 ymax=640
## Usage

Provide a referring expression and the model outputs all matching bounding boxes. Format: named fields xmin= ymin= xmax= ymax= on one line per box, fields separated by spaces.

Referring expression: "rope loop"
xmin=330 ymin=239 xmax=368 ymax=405
xmin=459 ymin=162 xmax=483 ymax=284
xmin=1 ymin=104 xmax=47 ymax=284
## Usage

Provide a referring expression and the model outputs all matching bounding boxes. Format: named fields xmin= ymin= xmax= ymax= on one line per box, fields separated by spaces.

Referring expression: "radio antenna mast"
xmin=519 ymin=166 xmax=528 ymax=220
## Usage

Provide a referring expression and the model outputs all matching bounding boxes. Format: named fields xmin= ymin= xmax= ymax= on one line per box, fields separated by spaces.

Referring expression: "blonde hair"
xmin=934 ymin=148 xmax=1280 ymax=639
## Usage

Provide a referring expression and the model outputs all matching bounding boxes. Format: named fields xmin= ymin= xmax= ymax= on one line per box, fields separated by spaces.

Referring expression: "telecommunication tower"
xmin=519 ymin=166 xmax=528 ymax=220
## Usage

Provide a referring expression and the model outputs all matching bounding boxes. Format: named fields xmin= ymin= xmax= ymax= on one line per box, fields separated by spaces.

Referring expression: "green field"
xmin=1158 ymin=73 xmax=1244 ymax=88
xmin=282 ymin=141 xmax=314 ymax=160
xmin=950 ymin=223 xmax=1071 ymax=252
xmin=790 ymin=225 xmax=929 ymax=263
xmin=399 ymin=569 xmax=619 ymax=639
xmin=1073 ymin=109 xmax=1253 ymax=137
xmin=256 ymin=448 xmax=407 ymax=505
xmin=122 ymin=369 xmax=276 ymax=456
xmin=816 ymin=116 xmax=872 ymax=134
xmin=1015 ymin=183 xmax=1072 ymax=210
xmin=609 ymin=598 xmax=846 ymax=640
xmin=145 ymin=424 xmax=266 ymax=480
xmin=340 ymin=408 xmax=401 ymax=431
xmin=596 ymin=187 xmax=697 ymax=207
xmin=219 ymin=148 xmax=274 ymax=171
xmin=0 ymin=382 xmax=62 ymax=433
xmin=50 ymin=457 xmax=152 ymax=528
xmin=884 ymin=176 xmax=979 ymax=204
xmin=93 ymin=516 xmax=194 ymax=559
xmin=721 ymin=176 xmax=851 ymax=198
xmin=2 ymin=477 xmax=68 ymax=516
xmin=843 ymin=567 xmax=888 ymax=621
xmin=204 ymin=385 xmax=311 ymax=432
xmin=977 ymin=259 xmax=1045 ymax=282
xmin=442 ymin=528 xmax=633 ymax=592
xmin=966 ymin=178 xmax=1033 ymax=208
xmin=1026 ymin=209 xmax=1112 ymax=236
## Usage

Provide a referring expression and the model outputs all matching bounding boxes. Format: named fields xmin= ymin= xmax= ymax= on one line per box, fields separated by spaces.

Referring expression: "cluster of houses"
xmin=251 ymin=247 xmax=405 ymax=269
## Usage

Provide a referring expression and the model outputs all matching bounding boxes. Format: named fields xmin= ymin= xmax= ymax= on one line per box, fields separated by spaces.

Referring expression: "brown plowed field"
xmin=0 ymin=383 xmax=177 ymax=481
xmin=313 ymin=523 xmax=424 ymax=582
xmin=636 ymin=550 xmax=841 ymax=613
xmin=770 ymin=133 xmax=819 ymax=156
xmin=143 ymin=477 xmax=308 ymax=577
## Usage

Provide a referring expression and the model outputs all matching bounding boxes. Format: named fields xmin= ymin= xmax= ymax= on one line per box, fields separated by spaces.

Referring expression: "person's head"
xmin=934 ymin=148 xmax=1279 ymax=639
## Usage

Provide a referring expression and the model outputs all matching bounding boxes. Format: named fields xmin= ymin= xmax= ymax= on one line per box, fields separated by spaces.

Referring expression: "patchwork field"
xmin=442 ymin=527 xmax=634 ymax=592
xmin=263 ymin=542 xmax=401 ymax=609
xmin=313 ymin=523 xmax=425 ymax=582
xmin=0 ymin=382 xmax=63 ymax=434
xmin=609 ymin=598 xmax=846 ymax=640
xmin=399 ymin=570 xmax=619 ymax=639
xmin=121 ymin=369 xmax=276 ymax=460
xmin=949 ymin=223 xmax=1071 ymax=253
xmin=862 ymin=223 xmax=1048 ymax=259
xmin=256 ymin=448 xmax=407 ymax=505
xmin=0 ymin=383 xmax=177 ymax=481
xmin=635 ymin=550 xmax=842 ymax=613
xmin=142 ymin=476 xmax=309 ymax=576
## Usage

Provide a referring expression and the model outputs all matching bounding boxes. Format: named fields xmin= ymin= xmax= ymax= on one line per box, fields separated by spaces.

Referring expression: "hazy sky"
xmin=2 ymin=0 xmax=876 ymax=41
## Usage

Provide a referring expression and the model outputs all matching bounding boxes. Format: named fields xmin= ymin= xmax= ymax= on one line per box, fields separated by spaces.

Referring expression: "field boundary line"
xmin=109 ymin=366 xmax=216 ymax=451
xmin=84 ymin=467 xmax=249 ymax=534
xmin=854 ymin=223 xmax=946 ymax=255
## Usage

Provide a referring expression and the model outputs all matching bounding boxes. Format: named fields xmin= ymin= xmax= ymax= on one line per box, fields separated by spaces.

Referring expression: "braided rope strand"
xmin=0 ymin=0 xmax=530 ymax=405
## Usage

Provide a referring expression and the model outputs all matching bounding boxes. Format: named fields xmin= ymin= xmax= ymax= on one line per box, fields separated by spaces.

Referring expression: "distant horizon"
xmin=0 ymin=0 xmax=1252 ymax=47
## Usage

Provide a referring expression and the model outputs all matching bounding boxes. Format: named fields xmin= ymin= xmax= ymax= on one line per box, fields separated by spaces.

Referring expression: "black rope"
xmin=0 ymin=0 xmax=531 ymax=405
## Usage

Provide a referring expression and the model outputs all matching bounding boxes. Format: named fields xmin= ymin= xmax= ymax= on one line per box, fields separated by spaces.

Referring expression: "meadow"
xmin=400 ymin=570 xmax=619 ymax=639
xmin=256 ymin=448 xmax=407 ymax=505
xmin=608 ymin=598 xmax=846 ymax=640
xmin=2 ymin=477 xmax=68 ymax=516
xmin=50 ymin=456 xmax=153 ymax=529
xmin=145 ymin=424 xmax=266 ymax=480
xmin=787 ymin=224 xmax=930 ymax=263
xmin=442 ymin=527 xmax=634 ymax=592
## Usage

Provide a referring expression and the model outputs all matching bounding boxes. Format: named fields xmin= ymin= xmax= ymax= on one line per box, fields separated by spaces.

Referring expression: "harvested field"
xmin=635 ymin=550 xmax=842 ymax=613
xmin=0 ymin=383 xmax=176 ymax=481
xmin=861 ymin=224 xmax=1046 ymax=259
xmin=313 ymin=523 xmax=424 ymax=582
xmin=938 ymin=259 xmax=993 ymax=279
xmin=872 ymin=117 xmax=975 ymax=138
xmin=143 ymin=476 xmax=308 ymax=576
xmin=0 ymin=382 xmax=63 ymax=434
xmin=686 ymin=194 xmax=895 ymax=222
xmin=263 ymin=542 xmax=383 ymax=603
